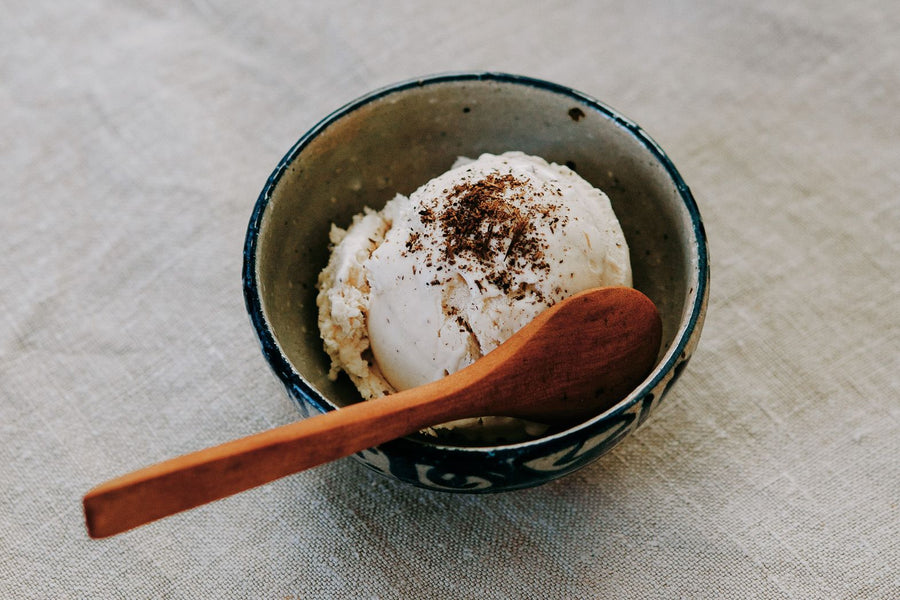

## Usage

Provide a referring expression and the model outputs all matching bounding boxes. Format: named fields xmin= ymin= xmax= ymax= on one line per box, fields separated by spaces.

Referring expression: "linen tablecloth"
xmin=2 ymin=2 xmax=897 ymax=598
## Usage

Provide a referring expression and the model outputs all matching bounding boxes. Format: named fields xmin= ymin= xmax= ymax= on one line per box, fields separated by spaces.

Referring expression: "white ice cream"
xmin=316 ymin=152 xmax=631 ymax=439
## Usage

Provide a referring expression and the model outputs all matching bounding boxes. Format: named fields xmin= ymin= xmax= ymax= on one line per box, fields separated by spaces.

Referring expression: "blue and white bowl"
xmin=243 ymin=72 xmax=709 ymax=492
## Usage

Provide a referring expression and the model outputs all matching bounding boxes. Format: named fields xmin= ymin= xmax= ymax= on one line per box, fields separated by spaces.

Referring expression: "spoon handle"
xmin=83 ymin=287 xmax=660 ymax=539
xmin=82 ymin=386 xmax=461 ymax=539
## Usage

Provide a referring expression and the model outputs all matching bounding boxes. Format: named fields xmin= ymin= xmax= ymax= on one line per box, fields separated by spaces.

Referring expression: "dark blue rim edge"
xmin=242 ymin=71 xmax=710 ymax=452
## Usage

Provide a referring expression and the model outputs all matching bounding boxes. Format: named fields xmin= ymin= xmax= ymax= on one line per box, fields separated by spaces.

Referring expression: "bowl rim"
xmin=243 ymin=70 xmax=709 ymax=453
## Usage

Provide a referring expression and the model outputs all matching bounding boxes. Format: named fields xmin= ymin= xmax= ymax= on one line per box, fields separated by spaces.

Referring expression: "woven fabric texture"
xmin=1 ymin=1 xmax=897 ymax=598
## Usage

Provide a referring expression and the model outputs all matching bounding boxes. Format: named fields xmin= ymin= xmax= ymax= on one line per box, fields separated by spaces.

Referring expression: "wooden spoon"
xmin=83 ymin=286 xmax=661 ymax=538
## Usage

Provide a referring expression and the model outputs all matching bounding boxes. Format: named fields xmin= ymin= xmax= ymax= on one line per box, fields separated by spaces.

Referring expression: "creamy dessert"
xmin=316 ymin=152 xmax=632 ymax=441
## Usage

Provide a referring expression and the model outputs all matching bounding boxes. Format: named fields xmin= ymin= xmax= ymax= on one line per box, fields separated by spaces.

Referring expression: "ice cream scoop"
xmin=364 ymin=152 xmax=631 ymax=391
xmin=317 ymin=152 xmax=632 ymax=439
xmin=83 ymin=286 xmax=661 ymax=538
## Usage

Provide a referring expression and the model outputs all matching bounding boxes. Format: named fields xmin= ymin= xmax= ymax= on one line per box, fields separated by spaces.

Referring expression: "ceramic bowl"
xmin=243 ymin=72 xmax=709 ymax=492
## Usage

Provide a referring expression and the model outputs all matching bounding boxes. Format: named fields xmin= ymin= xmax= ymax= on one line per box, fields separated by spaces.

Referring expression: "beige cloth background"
xmin=2 ymin=1 xmax=898 ymax=598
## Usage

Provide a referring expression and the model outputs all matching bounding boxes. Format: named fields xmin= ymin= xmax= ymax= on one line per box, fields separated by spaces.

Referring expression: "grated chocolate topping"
xmin=402 ymin=168 xmax=569 ymax=300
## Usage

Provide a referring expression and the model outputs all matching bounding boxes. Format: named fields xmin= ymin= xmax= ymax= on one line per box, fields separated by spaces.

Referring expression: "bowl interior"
xmin=253 ymin=75 xmax=699 ymax=426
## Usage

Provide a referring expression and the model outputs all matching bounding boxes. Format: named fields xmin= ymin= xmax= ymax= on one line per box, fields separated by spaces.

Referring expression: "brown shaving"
xmin=402 ymin=169 xmax=568 ymax=302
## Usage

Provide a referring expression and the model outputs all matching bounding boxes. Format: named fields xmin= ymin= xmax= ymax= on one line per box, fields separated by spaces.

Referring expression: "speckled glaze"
xmin=243 ymin=72 xmax=709 ymax=492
